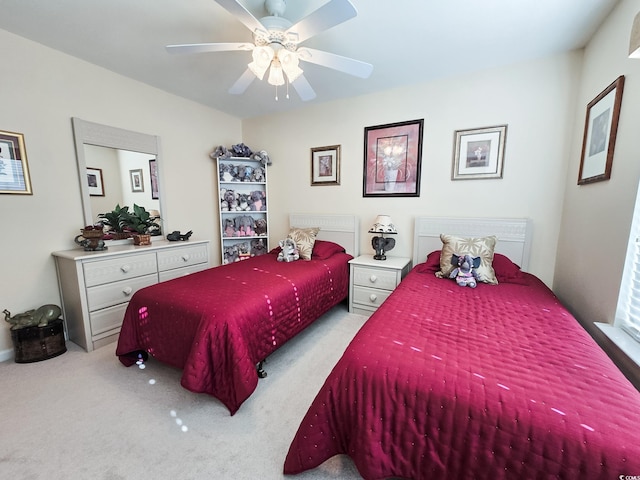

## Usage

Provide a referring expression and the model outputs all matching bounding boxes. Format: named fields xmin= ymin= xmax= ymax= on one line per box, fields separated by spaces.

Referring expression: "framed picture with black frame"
xmin=363 ymin=119 xmax=424 ymax=197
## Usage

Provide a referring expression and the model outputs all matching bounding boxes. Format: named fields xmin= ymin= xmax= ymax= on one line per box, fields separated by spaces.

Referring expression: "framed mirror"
xmin=71 ymin=118 xmax=166 ymax=240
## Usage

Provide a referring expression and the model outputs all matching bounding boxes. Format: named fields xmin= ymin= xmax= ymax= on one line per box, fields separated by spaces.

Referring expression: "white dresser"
xmin=349 ymin=254 xmax=412 ymax=316
xmin=52 ymin=239 xmax=210 ymax=351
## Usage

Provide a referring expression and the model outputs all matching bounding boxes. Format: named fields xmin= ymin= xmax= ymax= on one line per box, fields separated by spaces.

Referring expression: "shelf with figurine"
xmin=213 ymin=143 xmax=271 ymax=265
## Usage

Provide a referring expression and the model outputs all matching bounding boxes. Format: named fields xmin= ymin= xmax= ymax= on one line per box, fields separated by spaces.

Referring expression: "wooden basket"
xmin=11 ymin=319 xmax=67 ymax=363
xmin=133 ymin=234 xmax=151 ymax=246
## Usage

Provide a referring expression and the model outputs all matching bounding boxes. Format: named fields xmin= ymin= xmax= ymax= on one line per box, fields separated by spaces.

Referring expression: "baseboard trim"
xmin=0 ymin=347 xmax=14 ymax=363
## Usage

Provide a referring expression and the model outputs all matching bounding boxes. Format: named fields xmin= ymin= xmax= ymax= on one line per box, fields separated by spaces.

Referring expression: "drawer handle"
xmin=369 ymin=274 xmax=377 ymax=283
xmin=181 ymin=254 xmax=190 ymax=262
xmin=122 ymin=287 xmax=133 ymax=296
xmin=120 ymin=264 xmax=131 ymax=273
xmin=369 ymin=294 xmax=377 ymax=303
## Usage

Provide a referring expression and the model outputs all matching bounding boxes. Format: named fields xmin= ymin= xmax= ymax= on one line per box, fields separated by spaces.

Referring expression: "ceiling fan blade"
xmin=287 ymin=0 xmax=357 ymax=43
xmin=291 ymin=75 xmax=316 ymax=101
xmin=298 ymin=48 xmax=373 ymax=78
xmin=166 ymin=43 xmax=253 ymax=54
xmin=229 ymin=68 xmax=256 ymax=95
xmin=214 ymin=0 xmax=265 ymax=34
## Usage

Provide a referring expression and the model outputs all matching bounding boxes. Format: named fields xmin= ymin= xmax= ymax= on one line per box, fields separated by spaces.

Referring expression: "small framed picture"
xmin=130 ymin=168 xmax=144 ymax=192
xmin=0 ymin=129 xmax=32 ymax=195
xmin=578 ymin=75 xmax=625 ymax=185
xmin=149 ymin=159 xmax=159 ymax=199
xmin=452 ymin=125 xmax=507 ymax=180
xmin=311 ymin=145 xmax=340 ymax=186
xmin=86 ymin=167 xmax=105 ymax=196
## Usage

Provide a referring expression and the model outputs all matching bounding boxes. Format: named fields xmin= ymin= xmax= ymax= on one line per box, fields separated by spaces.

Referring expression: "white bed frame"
xmin=413 ymin=217 xmax=533 ymax=270
xmin=289 ymin=214 xmax=360 ymax=258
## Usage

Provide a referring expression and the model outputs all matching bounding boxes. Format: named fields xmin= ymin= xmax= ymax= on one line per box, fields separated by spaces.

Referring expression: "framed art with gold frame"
xmin=0 ymin=130 xmax=32 ymax=194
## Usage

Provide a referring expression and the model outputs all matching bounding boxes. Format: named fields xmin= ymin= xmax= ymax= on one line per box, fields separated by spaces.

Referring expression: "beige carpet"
xmin=0 ymin=303 xmax=368 ymax=480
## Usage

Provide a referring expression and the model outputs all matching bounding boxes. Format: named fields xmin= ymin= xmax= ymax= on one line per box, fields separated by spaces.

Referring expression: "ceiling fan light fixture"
xmin=248 ymin=46 xmax=274 ymax=80
xmin=268 ymin=59 xmax=285 ymax=86
xmin=278 ymin=49 xmax=303 ymax=82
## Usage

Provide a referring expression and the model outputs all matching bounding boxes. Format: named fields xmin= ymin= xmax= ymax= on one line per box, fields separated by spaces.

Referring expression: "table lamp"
xmin=368 ymin=215 xmax=397 ymax=260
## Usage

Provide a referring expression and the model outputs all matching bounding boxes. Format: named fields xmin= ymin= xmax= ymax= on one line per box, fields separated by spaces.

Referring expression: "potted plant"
xmin=97 ymin=204 xmax=132 ymax=240
xmin=127 ymin=204 xmax=160 ymax=245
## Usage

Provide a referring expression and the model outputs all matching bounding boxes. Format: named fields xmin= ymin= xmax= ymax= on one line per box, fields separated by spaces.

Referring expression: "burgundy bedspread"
xmin=116 ymin=251 xmax=351 ymax=415
xmin=284 ymin=266 xmax=640 ymax=479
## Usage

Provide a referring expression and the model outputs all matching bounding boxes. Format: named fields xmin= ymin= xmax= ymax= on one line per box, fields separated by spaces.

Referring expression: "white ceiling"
xmin=0 ymin=0 xmax=620 ymax=119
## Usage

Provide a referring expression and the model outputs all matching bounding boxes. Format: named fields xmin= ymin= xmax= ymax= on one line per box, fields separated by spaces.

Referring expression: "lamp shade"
xmin=278 ymin=49 xmax=303 ymax=83
xmin=369 ymin=215 xmax=397 ymax=234
xmin=248 ymin=46 xmax=274 ymax=80
xmin=630 ymin=11 xmax=640 ymax=58
xmin=268 ymin=59 xmax=285 ymax=86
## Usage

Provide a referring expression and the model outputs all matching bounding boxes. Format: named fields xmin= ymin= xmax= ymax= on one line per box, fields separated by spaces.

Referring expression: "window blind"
xmin=616 ymin=193 xmax=640 ymax=343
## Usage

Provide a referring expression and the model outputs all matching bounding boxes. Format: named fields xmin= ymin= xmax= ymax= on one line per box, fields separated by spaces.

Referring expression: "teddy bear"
xmin=449 ymin=253 xmax=481 ymax=288
xmin=277 ymin=238 xmax=299 ymax=262
xmin=251 ymin=166 xmax=266 ymax=182
xmin=223 ymin=218 xmax=236 ymax=237
xmin=238 ymin=164 xmax=254 ymax=182
xmin=231 ymin=143 xmax=252 ymax=157
xmin=250 ymin=238 xmax=267 ymax=256
xmin=254 ymin=218 xmax=267 ymax=236
xmin=236 ymin=193 xmax=251 ymax=211
xmin=224 ymin=189 xmax=238 ymax=211
xmin=211 ymin=145 xmax=231 ymax=159
xmin=251 ymin=150 xmax=271 ymax=166
xmin=223 ymin=244 xmax=239 ymax=264
xmin=249 ymin=191 xmax=266 ymax=211
xmin=237 ymin=241 xmax=251 ymax=261
xmin=234 ymin=215 xmax=255 ymax=236
xmin=218 ymin=163 xmax=238 ymax=182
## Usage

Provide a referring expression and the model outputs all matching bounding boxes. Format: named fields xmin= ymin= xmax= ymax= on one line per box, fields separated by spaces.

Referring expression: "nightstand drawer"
xmin=352 ymin=266 xmax=399 ymax=291
xmin=352 ymin=285 xmax=392 ymax=309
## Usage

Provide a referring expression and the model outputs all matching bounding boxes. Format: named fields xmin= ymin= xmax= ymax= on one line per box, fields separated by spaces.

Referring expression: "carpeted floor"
xmin=0 ymin=303 xmax=368 ymax=480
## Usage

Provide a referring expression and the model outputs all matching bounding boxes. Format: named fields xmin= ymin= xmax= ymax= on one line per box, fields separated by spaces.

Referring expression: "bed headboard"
xmin=413 ymin=217 xmax=533 ymax=270
xmin=289 ymin=214 xmax=359 ymax=258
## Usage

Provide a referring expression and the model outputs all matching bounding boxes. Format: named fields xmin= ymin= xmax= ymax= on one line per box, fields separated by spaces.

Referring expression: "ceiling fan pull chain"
xmin=275 ymin=85 xmax=279 ymax=101
xmin=286 ymin=80 xmax=290 ymax=100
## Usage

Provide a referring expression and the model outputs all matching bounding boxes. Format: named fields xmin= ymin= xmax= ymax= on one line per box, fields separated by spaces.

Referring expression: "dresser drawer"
xmin=83 ymin=253 xmax=157 ymax=287
xmin=90 ymin=303 xmax=128 ymax=337
xmin=157 ymin=244 xmax=209 ymax=272
xmin=86 ymin=273 xmax=157 ymax=311
xmin=159 ymin=263 xmax=208 ymax=282
xmin=352 ymin=266 xmax=399 ymax=291
xmin=352 ymin=285 xmax=392 ymax=309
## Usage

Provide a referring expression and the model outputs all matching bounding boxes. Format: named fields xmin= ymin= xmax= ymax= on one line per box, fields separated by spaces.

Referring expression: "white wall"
xmin=0 ymin=29 xmax=241 ymax=355
xmin=243 ymin=52 xmax=583 ymax=285
xmin=555 ymin=0 xmax=640 ymax=330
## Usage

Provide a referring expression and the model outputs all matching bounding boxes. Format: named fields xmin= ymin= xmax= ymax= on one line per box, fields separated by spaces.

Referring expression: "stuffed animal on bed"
xmin=449 ymin=253 xmax=481 ymax=288
xmin=277 ymin=238 xmax=299 ymax=262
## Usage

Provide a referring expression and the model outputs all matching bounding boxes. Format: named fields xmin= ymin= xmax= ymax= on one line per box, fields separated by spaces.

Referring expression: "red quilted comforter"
xmin=116 ymin=250 xmax=351 ymax=415
xmin=284 ymin=264 xmax=640 ymax=479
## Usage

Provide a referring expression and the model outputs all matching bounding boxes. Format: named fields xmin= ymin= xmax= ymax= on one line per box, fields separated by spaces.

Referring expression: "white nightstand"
xmin=349 ymin=254 xmax=412 ymax=316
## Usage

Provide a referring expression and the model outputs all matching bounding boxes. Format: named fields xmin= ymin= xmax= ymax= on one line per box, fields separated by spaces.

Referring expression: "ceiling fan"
xmin=166 ymin=0 xmax=373 ymax=101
